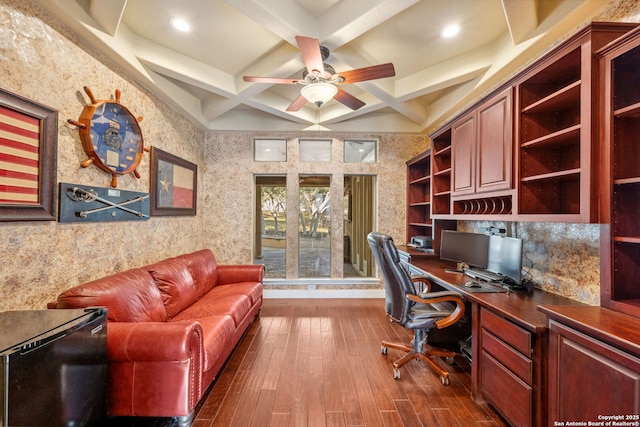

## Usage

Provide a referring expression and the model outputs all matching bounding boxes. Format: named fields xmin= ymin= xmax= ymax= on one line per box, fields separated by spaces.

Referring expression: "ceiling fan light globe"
xmin=301 ymin=83 xmax=338 ymax=107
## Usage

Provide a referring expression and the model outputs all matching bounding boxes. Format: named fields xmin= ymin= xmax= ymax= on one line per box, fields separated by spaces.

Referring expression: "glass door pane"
xmin=344 ymin=175 xmax=376 ymax=277
xmin=255 ymin=176 xmax=286 ymax=278
xmin=298 ymin=175 xmax=331 ymax=277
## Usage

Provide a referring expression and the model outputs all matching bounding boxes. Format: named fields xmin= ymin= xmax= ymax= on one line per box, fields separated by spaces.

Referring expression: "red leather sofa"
xmin=48 ymin=249 xmax=263 ymax=427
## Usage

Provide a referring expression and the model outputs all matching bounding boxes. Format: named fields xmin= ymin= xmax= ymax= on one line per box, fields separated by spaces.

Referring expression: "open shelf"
xmin=614 ymin=101 xmax=640 ymax=117
xmin=520 ymin=124 xmax=581 ymax=149
xmin=612 ymin=43 xmax=640 ymax=110
xmin=519 ymin=175 xmax=580 ymax=215
xmin=520 ymin=168 xmax=580 ymax=183
xmin=614 ymin=177 xmax=640 ymax=185
xmin=521 ymin=80 xmax=581 ymax=114
xmin=600 ymin=25 xmax=640 ymax=318
xmin=406 ymin=150 xmax=433 ymax=241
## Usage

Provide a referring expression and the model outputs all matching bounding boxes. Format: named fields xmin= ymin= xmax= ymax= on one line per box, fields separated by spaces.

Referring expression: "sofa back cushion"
xmin=174 ymin=249 xmax=219 ymax=298
xmin=55 ymin=268 xmax=168 ymax=322
xmin=146 ymin=256 xmax=200 ymax=318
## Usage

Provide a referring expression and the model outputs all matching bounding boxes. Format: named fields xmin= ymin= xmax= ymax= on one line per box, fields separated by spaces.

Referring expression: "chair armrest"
xmin=107 ymin=321 xmax=203 ymax=362
xmin=217 ymin=264 xmax=265 ymax=285
xmin=410 ymin=275 xmax=431 ymax=293
xmin=406 ymin=291 xmax=466 ymax=329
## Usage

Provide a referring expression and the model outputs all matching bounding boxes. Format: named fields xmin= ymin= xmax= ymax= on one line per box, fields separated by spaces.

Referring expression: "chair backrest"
xmin=367 ymin=232 xmax=416 ymax=324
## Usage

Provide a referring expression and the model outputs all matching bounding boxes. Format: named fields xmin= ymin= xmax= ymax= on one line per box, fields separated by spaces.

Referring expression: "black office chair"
xmin=367 ymin=232 xmax=466 ymax=385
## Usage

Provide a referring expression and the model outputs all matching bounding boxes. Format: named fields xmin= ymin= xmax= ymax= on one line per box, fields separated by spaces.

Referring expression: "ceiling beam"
xmin=89 ymin=0 xmax=128 ymax=36
xmin=223 ymin=0 xmax=317 ymax=44
xmin=501 ymin=0 xmax=539 ymax=45
xmin=318 ymin=0 xmax=419 ymax=49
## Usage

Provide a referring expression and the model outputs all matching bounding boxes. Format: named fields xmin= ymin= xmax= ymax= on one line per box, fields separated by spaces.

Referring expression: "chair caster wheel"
xmin=445 ymin=356 xmax=455 ymax=365
xmin=393 ymin=368 xmax=400 ymax=379
xmin=381 ymin=346 xmax=388 ymax=355
xmin=441 ymin=376 xmax=450 ymax=386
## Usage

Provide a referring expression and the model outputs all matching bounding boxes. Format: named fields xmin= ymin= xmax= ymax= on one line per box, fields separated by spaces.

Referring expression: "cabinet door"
xmin=549 ymin=321 xmax=640 ymax=420
xmin=477 ymin=89 xmax=512 ymax=193
xmin=452 ymin=111 xmax=476 ymax=195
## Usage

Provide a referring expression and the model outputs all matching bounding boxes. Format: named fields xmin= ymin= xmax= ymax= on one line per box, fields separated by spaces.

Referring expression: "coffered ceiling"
xmin=35 ymin=0 xmax=610 ymax=133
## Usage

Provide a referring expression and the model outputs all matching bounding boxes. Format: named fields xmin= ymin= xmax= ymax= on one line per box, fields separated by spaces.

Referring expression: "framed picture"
xmin=0 ymin=88 xmax=58 ymax=221
xmin=150 ymin=147 xmax=197 ymax=216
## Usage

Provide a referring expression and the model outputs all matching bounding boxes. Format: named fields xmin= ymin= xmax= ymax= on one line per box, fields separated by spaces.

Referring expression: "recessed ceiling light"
xmin=170 ymin=18 xmax=191 ymax=32
xmin=442 ymin=24 xmax=460 ymax=38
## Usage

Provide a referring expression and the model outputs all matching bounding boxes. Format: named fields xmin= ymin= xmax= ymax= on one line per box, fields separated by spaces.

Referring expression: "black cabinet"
xmin=0 ymin=308 xmax=107 ymax=427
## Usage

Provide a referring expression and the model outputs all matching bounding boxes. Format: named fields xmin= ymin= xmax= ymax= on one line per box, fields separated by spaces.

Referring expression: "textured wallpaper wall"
xmin=0 ymin=0 xmax=206 ymax=310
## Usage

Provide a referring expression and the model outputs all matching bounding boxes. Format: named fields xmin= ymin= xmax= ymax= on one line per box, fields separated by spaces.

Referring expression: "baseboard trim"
xmin=264 ymin=289 xmax=385 ymax=298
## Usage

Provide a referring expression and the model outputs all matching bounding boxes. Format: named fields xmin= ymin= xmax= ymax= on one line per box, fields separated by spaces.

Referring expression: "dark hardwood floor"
xmin=108 ymin=298 xmax=508 ymax=427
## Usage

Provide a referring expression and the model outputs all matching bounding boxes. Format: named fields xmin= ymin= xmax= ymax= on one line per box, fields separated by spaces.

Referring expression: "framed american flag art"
xmin=150 ymin=147 xmax=197 ymax=216
xmin=0 ymin=88 xmax=57 ymax=221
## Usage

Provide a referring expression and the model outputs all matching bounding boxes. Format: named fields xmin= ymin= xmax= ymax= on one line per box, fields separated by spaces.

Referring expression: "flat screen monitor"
xmin=488 ymin=235 xmax=523 ymax=284
xmin=439 ymin=230 xmax=490 ymax=268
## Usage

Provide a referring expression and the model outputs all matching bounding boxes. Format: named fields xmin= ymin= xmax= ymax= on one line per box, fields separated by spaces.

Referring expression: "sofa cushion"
xmin=173 ymin=249 xmax=219 ymax=298
xmin=55 ymin=268 xmax=168 ymax=322
xmin=171 ymin=289 xmax=252 ymax=328
xmin=207 ymin=282 xmax=263 ymax=306
xmin=146 ymin=257 xmax=199 ymax=318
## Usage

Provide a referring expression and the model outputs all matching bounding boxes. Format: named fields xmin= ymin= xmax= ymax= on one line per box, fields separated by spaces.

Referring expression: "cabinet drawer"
xmin=482 ymin=329 xmax=533 ymax=384
xmin=481 ymin=351 xmax=533 ymax=427
xmin=481 ymin=308 xmax=531 ymax=356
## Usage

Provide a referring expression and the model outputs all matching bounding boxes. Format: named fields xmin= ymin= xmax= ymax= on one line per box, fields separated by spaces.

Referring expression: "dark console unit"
xmin=0 ymin=307 xmax=107 ymax=427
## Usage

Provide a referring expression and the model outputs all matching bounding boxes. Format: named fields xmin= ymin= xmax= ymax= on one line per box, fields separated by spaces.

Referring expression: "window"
xmin=344 ymin=140 xmax=377 ymax=163
xmin=299 ymin=139 xmax=331 ymax=162
xmin=254 ymin=138 xmax=286 ymax=162
xmin=298 ymin=175 xmax=331 ymax=277
xmin=344 ymin=175 xmax=376 ymax=277
xmin=253 ymin=137 xmax=379 ymax=281
xmin=255 ymin=176 xmax=286 ymax=278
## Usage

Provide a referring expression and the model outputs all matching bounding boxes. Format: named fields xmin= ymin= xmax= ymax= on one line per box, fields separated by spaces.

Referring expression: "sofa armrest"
xmin=217 ymin=264 xmax=265 ymax=285
xmin=107 ymin=321 xmax=203 ymax=362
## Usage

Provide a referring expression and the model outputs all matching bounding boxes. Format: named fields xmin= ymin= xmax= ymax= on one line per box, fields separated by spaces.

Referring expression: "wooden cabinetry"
xmin=540 ymin=306 xmax=640 ymax=422
xmin=429 ymin=22 xmax=635 ymax=222
xmin=480 ymin=307 xmax=537 ymax=427
xmin=406 ymin=151 xmax=432 ymax=241
xmin=406 ymin=150 xmax=455 ymax=251
xmin=430 ymin=127 xmax=453 ymax=217
xmin=450 ymin=88 xmax=514 ymax=218
xmin=598 ymin=26 xmax=640 ymax=318
xmin=515 ymin=23 xmax=635 ymax=222
xmin=452 ymin=111 xmax=476 ymax=196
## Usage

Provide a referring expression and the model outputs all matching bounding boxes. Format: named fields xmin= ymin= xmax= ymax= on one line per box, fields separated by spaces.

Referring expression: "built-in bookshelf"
xmin=598 ymin=25 xmax=640 ymax=318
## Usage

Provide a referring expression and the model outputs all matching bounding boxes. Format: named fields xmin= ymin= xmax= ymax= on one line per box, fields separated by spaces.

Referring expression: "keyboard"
xmin=464 ymin=267 xmax=503 ymax=282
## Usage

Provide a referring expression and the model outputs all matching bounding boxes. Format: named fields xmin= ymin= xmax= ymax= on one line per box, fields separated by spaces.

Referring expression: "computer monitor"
xmin=439 ymin=230 xmax=490 ymax=269
xmin=487 ymin=235 xmax=523 ymax=284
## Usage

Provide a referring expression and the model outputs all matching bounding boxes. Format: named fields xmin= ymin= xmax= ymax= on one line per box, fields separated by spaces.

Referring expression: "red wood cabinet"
xmin=598 ymin=25 xmax=640 ymax=318
xmin=477 ymin=90 xmax=513 ymax=193
xmin=429 ymin=22 xmax=636 ymax=222
xmin=480 ymin=307 xmax=537 ymax=427
xmin=540 ymin=306 xmax=640 ymax=422
xmin=452 ymin=111 xmax=476 ymax=196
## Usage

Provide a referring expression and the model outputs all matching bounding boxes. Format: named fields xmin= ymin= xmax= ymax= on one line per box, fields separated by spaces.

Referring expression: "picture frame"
xmin=0 ymin=88 xmax=58 ymax=221
xmin=150 ymin=147 xmax=197 ymax=216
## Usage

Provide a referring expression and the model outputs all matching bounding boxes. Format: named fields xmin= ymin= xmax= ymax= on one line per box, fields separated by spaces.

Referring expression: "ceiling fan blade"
xmin=334 ymin=88 xmax=365 ymax=110
xmin=336 ymin=63 xmax=396 ymax=83
xmin=286 ymin=95 xmax=309 ymax=112
xmin=295 ymin=36 xmax=324 ymax=77
xmin=243 ymin=76 xmax=299 ymax=84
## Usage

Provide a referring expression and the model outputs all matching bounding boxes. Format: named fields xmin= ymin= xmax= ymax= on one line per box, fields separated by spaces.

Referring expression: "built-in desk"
xmin=398 ymin=246 xmax=584 ymax=427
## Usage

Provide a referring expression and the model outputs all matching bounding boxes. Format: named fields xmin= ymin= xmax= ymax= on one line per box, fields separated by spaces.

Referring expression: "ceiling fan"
xmin=243 ymin=36 xmax=396 ymax=111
